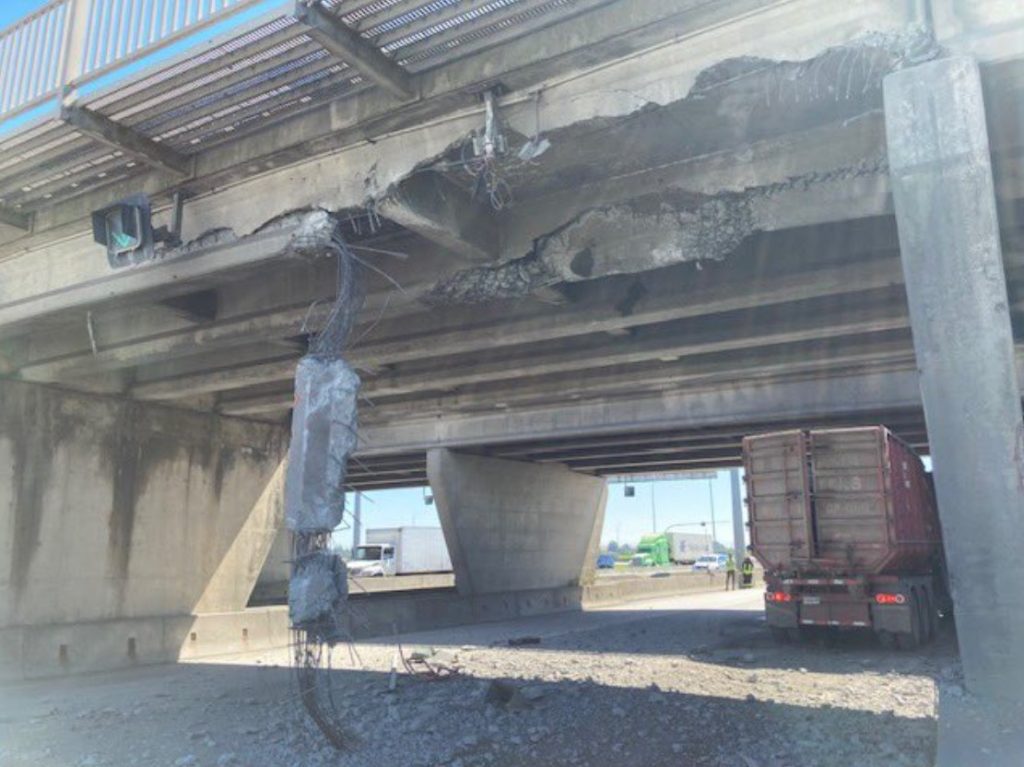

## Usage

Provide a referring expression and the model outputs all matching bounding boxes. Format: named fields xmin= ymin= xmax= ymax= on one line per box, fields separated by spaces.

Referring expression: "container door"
xmin=744 ymin=431 xmax=814 ymax=570
xmin=807 ymin=428 xmax=890 ymax=572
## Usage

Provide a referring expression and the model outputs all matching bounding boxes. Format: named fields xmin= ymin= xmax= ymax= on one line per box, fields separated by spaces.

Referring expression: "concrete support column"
xmin=885 ymin=56 xmax=1024 ymax=701
xmin=729 ymin=469 xmax=745 ymax=559
xmin=427 ymin=449 xmax=607 ymax=597
xmin=0 ymin=379 xmax=287 ymax=678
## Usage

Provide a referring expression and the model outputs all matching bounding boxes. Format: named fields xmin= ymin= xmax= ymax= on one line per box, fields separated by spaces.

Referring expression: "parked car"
xmin=596 ymin=553 xmax=617 ymax=569
xmin=692 ymin=553 xmax=728 ymax=572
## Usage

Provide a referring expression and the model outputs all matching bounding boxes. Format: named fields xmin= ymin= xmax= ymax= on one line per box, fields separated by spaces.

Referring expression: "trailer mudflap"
xmin=765 ymin=602 xmax=799 ymax=628
xmin=871 ymin=603 xmax=914 ymax=634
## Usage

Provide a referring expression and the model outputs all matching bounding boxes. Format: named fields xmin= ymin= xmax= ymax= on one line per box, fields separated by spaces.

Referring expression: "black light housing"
xmin=92 ymin=194 xmax=178 ymax=269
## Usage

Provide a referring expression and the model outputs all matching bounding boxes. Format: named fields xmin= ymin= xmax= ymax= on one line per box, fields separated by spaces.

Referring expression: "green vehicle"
xmin=634 ymin=534 xmax=671 ymax=567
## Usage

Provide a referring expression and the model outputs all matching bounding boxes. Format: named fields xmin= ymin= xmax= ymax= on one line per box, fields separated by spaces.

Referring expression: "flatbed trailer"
xmin=743 ymin=426 xmax=948 ymax=648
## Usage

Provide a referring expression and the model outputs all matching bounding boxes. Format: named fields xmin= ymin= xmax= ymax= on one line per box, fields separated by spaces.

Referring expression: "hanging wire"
xmin=291 ymin=220 xmax=366 ymax=750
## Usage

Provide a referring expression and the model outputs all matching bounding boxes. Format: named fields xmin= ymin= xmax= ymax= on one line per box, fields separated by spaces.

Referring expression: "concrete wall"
xmin=427 ymin=449 xmax=607 ymax=597
xmin=0 ymin=379 xmax=286 ymax=675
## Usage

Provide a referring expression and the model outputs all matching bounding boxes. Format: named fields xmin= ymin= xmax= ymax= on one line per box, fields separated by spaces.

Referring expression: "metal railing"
xmin=0 ymin=0 xmax=260 ymax=120
xmin=0 ymin=1 xmax=71 ymax=116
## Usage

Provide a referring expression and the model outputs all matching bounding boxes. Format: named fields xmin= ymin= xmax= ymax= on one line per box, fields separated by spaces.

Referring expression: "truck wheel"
xmin=896 ymin=590 xmax=924 ymax=650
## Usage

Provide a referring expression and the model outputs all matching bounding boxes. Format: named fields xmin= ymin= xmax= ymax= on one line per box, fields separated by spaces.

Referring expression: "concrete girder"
xmin=378 ymin=172 xmax=497 ymax=263
xmin=357 ymin=336 xmax=922 ymax=423
xmin=293 ymin=1 xmax=414 ymax=101
xmin=132 ymin=358 xmax=299 ymax=402
xmin=122 ymin=278 xmax=915 ymax=405
xmin=357 ymin=362 xmax=939 ymax=456
xmin=359 ymin=293 xmax=915 ymax=400
xmin=496 ymin=112 xmax=890 ymax=263
xmin=61 ymin=105 xmax=193 ymax=179
xmin=96 ymin=253 xmax=913 ymax=403
xmin=429 ymin=170 xmax=894 ymax=303
xmin=11 ymin=234 xmax=906 ymax=384
xmin=235 ymin=335 xmax=920 ymax=428
xmin=0 ymin=226 xmax=298 ymax=337
xmin=0 ymin=206 xmax=32 ymax=232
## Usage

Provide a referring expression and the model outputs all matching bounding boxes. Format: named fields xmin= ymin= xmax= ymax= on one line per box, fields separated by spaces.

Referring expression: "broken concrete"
xmin=285 ymin=357 xmax=360 ymax=534
xmin=423 ymin=32 xmax=936 ymax=304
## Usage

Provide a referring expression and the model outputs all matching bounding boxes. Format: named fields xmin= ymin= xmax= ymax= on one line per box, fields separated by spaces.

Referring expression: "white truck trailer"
xmin=665 ymin=531 xmax=712 ymax=564
xmin=346 ymin=527 xmax=452 ymax=577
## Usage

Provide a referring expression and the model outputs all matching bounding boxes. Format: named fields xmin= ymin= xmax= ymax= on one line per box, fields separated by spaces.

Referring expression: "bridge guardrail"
xmin=0 ymin=0 xmax=261 ymax=121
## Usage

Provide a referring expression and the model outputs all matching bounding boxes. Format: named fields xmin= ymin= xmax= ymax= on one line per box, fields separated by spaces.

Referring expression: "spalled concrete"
xmin=427 ymin=450 xmax=607 ymax=598
xmin=0 ymin=379 xmax=287 ymax=678
xmin=885 ymin=56 xmax=1024 ymax=705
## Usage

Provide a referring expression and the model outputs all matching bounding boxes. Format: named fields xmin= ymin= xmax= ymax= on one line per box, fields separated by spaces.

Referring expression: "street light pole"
xmin=707 ymin=478 xmax=717 ymax=552
xmin=650 ymin=483 xmax=657 ymax=533
xmin=352 ymin=491 xmax=362 ymax=554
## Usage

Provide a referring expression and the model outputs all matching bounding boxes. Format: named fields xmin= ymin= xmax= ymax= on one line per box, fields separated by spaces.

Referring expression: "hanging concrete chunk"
xmin=289 ymin=550 xmax=349 ymax=643
xmin=285 ymin=356 xmax=360 ymax=533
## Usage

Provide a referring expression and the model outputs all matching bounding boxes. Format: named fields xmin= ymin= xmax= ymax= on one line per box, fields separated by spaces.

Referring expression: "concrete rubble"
xmin=0 ymin=593 xmax=945 ymax=767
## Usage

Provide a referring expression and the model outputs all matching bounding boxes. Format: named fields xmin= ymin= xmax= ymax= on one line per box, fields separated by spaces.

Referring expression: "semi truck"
xmin=346 ymin=527 xmax=452 ymax=577
xmin=743 ymin=426 xmax=948 ymax=648
xmin=633 ymin=534 xmax=671 ymax=566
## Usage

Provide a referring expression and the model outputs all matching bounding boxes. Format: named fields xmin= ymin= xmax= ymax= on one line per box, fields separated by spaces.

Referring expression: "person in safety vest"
xmin=741 ymin=549 xmax=755 ymax=588
xmin=725 ymin=553 xmax=737 ymax=590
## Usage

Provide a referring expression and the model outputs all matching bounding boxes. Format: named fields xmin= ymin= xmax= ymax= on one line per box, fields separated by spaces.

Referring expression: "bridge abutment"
xmin=426 ymin=449 xmax=607 ymax=605
xmin=886 ymin=53 xmax=1024 ymax=753
xmin=0 ymin=379 xmax=286 ymax=679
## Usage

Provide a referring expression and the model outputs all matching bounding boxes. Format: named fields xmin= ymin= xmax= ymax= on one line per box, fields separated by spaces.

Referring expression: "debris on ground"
xmin=505 ymin=636 xmax=542 ymax=647
xmin=0 ymin=593 xmax=945 ymax=767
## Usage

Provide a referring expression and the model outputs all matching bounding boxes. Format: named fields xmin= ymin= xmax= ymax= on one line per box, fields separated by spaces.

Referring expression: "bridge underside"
xmin=2 ymin=2 xmax=1024 ymax=490
xmin=4 ymin=1 xmax=1024 ymax=728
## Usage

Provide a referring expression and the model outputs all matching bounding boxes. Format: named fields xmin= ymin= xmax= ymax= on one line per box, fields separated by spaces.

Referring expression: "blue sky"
xmin=342 ymin=472 xmax=745 ymax=551
xmin=1 ymin=2 xmax=47 ymax=29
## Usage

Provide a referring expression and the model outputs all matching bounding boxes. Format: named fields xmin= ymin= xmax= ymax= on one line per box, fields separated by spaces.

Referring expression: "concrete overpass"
xmin=2 ymin=0 xmax=1024 ymax=733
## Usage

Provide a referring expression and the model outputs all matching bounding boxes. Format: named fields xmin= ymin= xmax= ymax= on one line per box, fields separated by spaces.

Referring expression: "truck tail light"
xmin=766 ymin=591 xmax=792 ymax=603
xmin=874 ymin=593 xmax=906 ymax=605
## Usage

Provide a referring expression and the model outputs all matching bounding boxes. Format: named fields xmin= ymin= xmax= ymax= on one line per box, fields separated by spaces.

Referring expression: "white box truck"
xmin=347 ymin=527 xmax=452 ymax=577
xmin=665 ymin=531 xmax=712 ymax=564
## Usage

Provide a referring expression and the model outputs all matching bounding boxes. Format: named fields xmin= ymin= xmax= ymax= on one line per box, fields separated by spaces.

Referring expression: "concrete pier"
xmin=427 ymin=449 xmax=607 ymax=599
xmin=0 ymin=380 xmax=286 ymax=677
xmin=885 ymin=56 xmax=1024 ymax=702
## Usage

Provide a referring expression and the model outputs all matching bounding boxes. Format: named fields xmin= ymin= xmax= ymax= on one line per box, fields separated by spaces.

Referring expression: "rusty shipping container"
xmin=742 ymin=426 xmax=947 ymax=647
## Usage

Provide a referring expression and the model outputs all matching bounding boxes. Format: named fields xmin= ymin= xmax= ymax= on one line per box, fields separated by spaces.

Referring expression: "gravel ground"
xmin=0 ymin=590 xmax=953 ymax=767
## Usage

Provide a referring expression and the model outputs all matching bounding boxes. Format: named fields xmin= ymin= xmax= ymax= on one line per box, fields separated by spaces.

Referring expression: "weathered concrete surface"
xmin=2 ymin=570 xmax=746 ymax=681
xmin=0 ymin=379 xmax=286 ymax=676
xmin=427 ymin=450 xmax=607 ymax=597
xmin=885 ymin=56 xmax=1024 ymax=704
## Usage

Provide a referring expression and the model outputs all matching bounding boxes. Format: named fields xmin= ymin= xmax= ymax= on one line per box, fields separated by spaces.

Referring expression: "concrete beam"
xmin=359 ymin=336 xmax=920 ymax=423
xmin=359 ymin=362 xmax=932 ymax=456
xmin=379 ymin=172 xmax=497 ymax=262
xmin=0 ymin=226 xmax=296 ymax=336
xmin=61 ymin=105 xmax=193 ymax=179
xmin=123 ymin=282 xmax=913 ymax=403
xmin=0 ymin=206 xmax=32 ymax=232
xmin=293 ymin=1 xmax=414 ymax=100
xmin=360 ymin=295 xmax=913 ymax=399
xmin=132 ymin=357 xmax=298 ymax=401
xmin=12 ymin=250 xmax=905 ymax=383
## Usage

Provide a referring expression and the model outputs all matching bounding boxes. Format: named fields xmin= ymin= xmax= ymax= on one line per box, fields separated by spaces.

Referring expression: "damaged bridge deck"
xmin=3 ymin=0 xmax=1024 ymax=487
